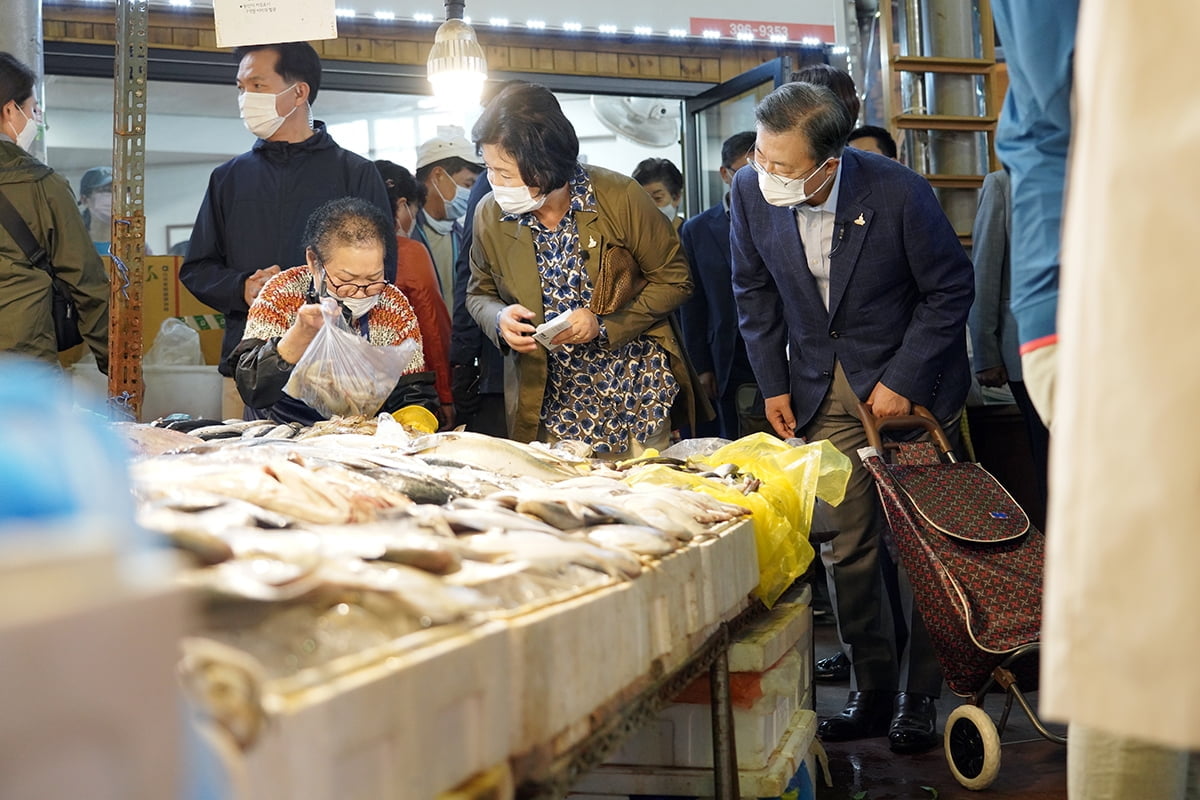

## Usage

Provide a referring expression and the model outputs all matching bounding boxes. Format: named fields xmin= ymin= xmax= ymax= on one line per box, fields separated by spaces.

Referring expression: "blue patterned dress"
xmin=504 ymin=165 xmax=678 ymax=453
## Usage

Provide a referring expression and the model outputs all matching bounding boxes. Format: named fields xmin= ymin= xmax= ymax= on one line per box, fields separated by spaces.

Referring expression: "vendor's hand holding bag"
xmin=588 ymin=244 xmax=648 ymax=316
xmin=0 ymin=189 xmax=85 ymax=351
xmin=284 ymin=297 xmax=421 ymax=418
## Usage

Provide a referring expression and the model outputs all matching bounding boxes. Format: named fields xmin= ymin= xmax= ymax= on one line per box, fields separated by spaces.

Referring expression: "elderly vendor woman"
xmin=228 ymin=197 xmax=438 ymax=425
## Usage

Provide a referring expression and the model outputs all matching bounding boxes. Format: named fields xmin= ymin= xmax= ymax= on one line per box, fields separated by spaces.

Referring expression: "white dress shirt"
xmin=794 ymin=159 xmax=844 ymax=310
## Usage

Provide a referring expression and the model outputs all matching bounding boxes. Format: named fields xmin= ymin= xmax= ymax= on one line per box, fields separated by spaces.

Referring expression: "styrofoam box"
xmin=604 ymin=590 xmax=813 ymax=771
xmin=141 ymin=364 xmax=223 ymax=422
xmin=509 ymin=519 xmax=759 ymax=776
xmin=0 ymin=583 xmax=188 ymax=800
xmin=574 ymin=707 xmax=818 ymax=798
xmin=243 ymin=620 xmax=512 ymax=800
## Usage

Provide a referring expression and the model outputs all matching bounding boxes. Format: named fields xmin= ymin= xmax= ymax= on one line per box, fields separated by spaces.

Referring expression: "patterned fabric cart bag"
xmin=858 ymin=405 xmax=1045 ymax=696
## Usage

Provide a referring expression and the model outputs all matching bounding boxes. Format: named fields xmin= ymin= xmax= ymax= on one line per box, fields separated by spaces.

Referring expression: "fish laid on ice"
xmin=585 ymin=524 xmax=680 ymax=557
xmin=411 ymin=431 xmax=581 ymax=483
xmin=459 ymin=529 xmax=643 ymax=580
xmin=114 ymin=422 xmax=201 ymax=457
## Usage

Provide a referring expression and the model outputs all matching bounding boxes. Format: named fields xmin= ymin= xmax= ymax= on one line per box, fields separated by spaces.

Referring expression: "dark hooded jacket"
xmin=180 ymin=122 xmax=394 ymax=376
xmin=0 ymin=138 xmax=109 ymax=371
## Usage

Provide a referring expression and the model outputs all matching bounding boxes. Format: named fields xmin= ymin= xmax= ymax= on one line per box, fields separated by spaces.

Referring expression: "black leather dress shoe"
xmin=889 ymin=692 xmax=939 ymax=754
xmin=817 ymin=690 xmax=895 ymax=742
xmin=814 ymin=652 xmax=851 ymax=682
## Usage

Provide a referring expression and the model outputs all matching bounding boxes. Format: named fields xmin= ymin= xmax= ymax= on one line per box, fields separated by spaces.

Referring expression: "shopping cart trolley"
xmin=857 ymin=403 xmax=1066 ymax=790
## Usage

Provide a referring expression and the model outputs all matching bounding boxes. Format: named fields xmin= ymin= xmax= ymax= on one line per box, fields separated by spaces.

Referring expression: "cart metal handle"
xmin=856 ymin=401 xmax=956 ymax=461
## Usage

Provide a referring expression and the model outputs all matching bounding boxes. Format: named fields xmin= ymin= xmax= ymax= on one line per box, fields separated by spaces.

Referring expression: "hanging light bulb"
xmin=426 ymin=0 xmax=488 ymax=106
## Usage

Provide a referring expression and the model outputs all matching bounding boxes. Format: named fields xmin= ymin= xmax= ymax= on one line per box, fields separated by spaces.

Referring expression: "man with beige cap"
xmin=412 ymin=127 xmax=484 ymax=311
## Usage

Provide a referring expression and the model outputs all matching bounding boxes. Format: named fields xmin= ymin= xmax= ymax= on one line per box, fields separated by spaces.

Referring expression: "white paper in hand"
xmin=532 ymin=310 xmax=574 ymax=351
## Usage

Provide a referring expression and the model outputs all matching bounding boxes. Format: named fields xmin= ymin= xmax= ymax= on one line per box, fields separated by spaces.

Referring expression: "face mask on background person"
xmin=434 ymin=172 xmax=471 ymax=220
xmin=754 ymin=157 xmax=835 ymax=208
xmin=492 ymin=182 xmax=547 ymax=215
xmin=238 ymin=84 xmax=298 ymax=139
xmin=659 ymin=203 xmax=678 ymax=221
xmin=6 ymin=103 xmax=39 ymax=152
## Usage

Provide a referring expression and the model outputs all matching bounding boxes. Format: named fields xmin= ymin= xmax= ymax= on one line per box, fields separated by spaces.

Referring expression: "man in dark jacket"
xmin=180 ymin=42 xmax=393 ymax=418
xmin=731 ymin=83 xmax=974 ymax=754
xmin=677 ymin=130 xmax=758 ymax=439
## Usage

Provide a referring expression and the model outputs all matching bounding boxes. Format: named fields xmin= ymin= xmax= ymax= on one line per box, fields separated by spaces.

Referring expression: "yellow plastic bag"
xmin=627 ymin=434 xmax=850 ymax=607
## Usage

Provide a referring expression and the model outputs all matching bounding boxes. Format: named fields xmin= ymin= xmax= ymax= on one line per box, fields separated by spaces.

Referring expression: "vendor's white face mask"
xmin=338 ymin=294 xmax=380 ymax=319
xmin=238 ymin=84 xmax=298 ymax=139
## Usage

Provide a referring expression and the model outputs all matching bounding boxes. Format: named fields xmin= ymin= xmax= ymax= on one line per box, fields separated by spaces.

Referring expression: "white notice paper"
xmin=214 ymin=0 xmax=338 ymax=49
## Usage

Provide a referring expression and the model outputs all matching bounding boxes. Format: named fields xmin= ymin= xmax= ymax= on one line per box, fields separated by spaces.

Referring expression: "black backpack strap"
xmin=0 ymin=188 xmax=55 ymax=279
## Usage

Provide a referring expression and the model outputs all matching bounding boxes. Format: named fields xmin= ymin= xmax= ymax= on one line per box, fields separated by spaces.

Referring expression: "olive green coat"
xmin=0 ymin=139 xmax=109 ymax=372
xmin=467 ymin=164 xmax=707 ymax=444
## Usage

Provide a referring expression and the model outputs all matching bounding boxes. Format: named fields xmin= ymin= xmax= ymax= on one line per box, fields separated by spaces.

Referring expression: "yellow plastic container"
xmin=392 ymin=405 xmax=438 ymax=434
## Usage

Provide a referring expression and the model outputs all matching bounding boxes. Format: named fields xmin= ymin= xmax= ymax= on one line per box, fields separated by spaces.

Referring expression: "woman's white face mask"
xmin=492 ymin=183 xmax=547 ymax=215
xmin=238 ymin=84 xmax=298 ymax=139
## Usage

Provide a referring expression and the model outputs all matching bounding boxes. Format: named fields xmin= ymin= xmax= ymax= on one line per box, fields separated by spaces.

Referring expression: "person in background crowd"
xmin=988 ymin=0 xmax=1076 ymax=426
xmin=0 ymin=52 xmax=109 ymax=373
xmin=677 ymin=130 xmax=761 ymax=440
xmin=790 ymin=62 xmax=861 ymax=127
xmin=412 ymin=129 xmax=485 ymax=313
xmin=1020 ymin=2 xmax=1200 ymax=797
xmin=78 ymin=165 xmax=114 ymax=255
xmin=731 ymin=83 xmax=974 ymax=753
xmin=847 ymin=125 xmax=898 ymax=160
xmin=374 ymin=159 xmax=454 ymax=429
xmin=466 ymin=82 xmax=707 ymax=455
xmin=967 ymin=169 xmax=1049 ymax=514
xmin=632 ymin=157 xmax=685 ymax=232
xmin=229 ymin=197 xmax=437 ymax=426
xmin=181 ymin=41 xmax=393 ymax=420
xmin=449 ymin=169 xmax=508 ymax=437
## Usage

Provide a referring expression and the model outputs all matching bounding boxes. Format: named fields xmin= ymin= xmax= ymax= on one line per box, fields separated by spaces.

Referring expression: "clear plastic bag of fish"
xmin=284 ymin=298 xmax=421 ymax=418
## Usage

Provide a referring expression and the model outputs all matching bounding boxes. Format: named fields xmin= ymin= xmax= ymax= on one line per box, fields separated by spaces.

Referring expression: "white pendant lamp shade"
xmin=427 ymin=17 xmax=488 ymax=105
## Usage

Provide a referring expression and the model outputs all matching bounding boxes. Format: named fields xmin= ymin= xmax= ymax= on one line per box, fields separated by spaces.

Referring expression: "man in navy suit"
xmin=678 ymin=130 xmax=758 ymax=439
xmin=730 ymin=82 xmax=974 ymax=753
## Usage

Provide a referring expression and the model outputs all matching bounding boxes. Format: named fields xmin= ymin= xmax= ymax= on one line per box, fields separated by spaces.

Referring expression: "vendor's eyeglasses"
xmin=320 ymin=269 xmax=388 ymax=297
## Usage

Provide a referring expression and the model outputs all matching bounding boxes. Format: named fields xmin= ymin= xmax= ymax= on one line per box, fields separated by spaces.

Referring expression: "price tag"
xmin=214 ymin=0 xmax=337 ymax=48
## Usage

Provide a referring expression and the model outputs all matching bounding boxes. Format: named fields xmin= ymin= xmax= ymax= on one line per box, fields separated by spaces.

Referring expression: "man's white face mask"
xmin=238 ymin=84 xmax=298 ymax=139
xmin=751 ymin=156 xmax=835 ymax=208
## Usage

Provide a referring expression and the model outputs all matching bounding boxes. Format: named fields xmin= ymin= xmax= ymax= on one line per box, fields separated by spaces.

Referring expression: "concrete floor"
xmin=812 ymin=620 xmax=1068 ymax=800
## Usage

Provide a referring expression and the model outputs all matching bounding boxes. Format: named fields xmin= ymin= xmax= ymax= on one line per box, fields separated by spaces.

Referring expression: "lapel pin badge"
xmin=854 ymin=213 xmax=866 ymax=226
xmin=588 ymin=236 xmax=598 ymax=248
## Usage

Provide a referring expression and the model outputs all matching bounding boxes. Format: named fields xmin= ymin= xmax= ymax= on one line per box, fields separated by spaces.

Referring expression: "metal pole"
xmin=922 ymin=0 xmax=984 ymax=232
xmin=710 ymin=624 xmax=740 ymax=800
xmin=1 ymin=0 xmax=45 ymax=163
xmin=109 ymin=0 xmax=148 ymax=419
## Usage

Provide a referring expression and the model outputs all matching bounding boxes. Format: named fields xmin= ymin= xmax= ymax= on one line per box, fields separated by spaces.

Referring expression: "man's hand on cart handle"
xmin=866 ymin=381 xmax=912 ymax=418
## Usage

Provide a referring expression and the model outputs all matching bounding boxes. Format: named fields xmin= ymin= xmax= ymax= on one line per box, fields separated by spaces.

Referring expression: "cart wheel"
xmin=945 ymin=703 xmax=1001 ymax=790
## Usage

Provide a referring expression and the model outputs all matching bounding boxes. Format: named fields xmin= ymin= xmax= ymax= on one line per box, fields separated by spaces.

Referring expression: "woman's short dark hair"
xmin=789 ymin=63 xmax=860 ymax=125
xmin=233 ymin=42 xmax=323 ymax=106
xmin=471 ymin=83 xmax=578 ymax=195
xmin=632 ymin=158 xmax=684 ymax=197
xmin=756 ymin=83 xmax=853 ymax=163
xmin=304 ymin=197 xmax=392 ymax=265
xmin=374 ymin=160 xmax=426 ymax=214
xmin=0 ymin=52 xmax=36 ymax=110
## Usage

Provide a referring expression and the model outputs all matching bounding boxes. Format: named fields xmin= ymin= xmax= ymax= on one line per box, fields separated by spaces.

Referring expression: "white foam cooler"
xmin=141 ymin=364 xmax=223 ymax=421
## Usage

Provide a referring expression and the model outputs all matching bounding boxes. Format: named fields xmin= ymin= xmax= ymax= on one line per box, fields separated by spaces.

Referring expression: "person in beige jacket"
xmin=1042 ymin=2 xmax=1200 ymax=795
xmin=466 ymin=82 xmax=705 ymax=455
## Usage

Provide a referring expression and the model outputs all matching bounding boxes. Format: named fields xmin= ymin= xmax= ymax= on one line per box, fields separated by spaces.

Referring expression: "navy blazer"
xmin=729 ymin=148 xmax=974 ymax=429
xmin=678 ymin=201 xmax=748 ymax=395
